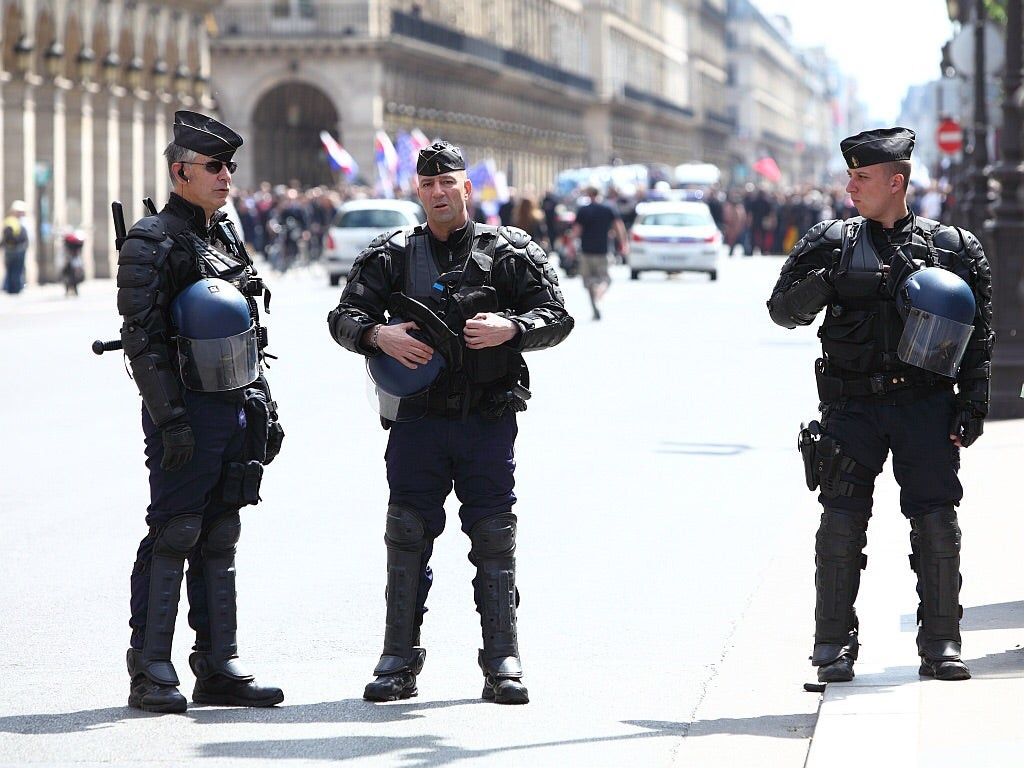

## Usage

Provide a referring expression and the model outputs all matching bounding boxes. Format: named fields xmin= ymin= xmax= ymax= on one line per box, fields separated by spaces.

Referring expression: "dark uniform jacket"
xmin=766 ymin=212 xmax=993 ymax=414
xmin=327 ymin=221 xmax=574 ymax=416
xmin=116 ymin=193 xmax=267 ymax=427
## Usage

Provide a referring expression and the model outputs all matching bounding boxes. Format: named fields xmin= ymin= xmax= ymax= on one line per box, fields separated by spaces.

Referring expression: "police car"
xmin=324 ymin=199 xmax=426 ymax=286
xmin=627 ymin=200 xmax=721 ymax=281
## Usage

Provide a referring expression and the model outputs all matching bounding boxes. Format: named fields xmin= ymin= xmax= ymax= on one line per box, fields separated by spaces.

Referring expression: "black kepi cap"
xmin=841 ymin=127 xmax=915 ymax=169
xmin=173 ymin=110 xmax=243 ymax=161
xmin=417 ymin=141 xmax=466 ymax=176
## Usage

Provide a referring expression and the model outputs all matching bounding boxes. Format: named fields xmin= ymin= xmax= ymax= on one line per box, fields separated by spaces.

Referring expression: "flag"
xmin=393 ymin=129 xmax=432 ymax=191
xmin=395 ymin=132 xmax=417 ymax=191
xmin=374 ymin=130 xmax=399 ymax=194
xmin=319 ymin=130 xmax=358 ymax=180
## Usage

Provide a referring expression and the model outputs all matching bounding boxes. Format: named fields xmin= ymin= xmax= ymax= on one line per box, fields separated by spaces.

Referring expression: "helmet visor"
xmin=364 ymin=375 xmax=430 ymax=422
xmin=177 ymin=324 xmax=259 ymax=391
xmin=897 ymin=308 xmax=973 ymax=377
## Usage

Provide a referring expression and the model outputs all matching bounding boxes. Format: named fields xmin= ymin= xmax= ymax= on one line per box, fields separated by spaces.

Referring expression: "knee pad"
xmin=153 ymin=514 xmax=203 ymax=557
xmin=470 ymin=513 xmax=517 ymax=559
xmin=911 ymin=509 xmax=961 ymax=557
xmin=204 ymin=512 xmax=241 ymax=555
xmin=385 ymin=505 xmax=427 ymax=551
xmin=816 ymin=509 xmax=868 ymax=563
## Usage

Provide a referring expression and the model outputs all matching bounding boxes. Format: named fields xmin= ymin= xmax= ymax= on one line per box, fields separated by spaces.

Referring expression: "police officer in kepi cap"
xmin=767 ymin=127 xmax=994 ymax=684
xmin=116 ymin=110 xmax=284 ymax=713
xmin=328 ymin=140 xmax=574 ymax=704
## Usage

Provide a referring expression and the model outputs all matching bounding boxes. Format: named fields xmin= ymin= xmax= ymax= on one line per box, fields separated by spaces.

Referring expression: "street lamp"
xmin=193 ymin=73 xmax=210 ymax=102
xmin=44 ymin=41 xmax=64 ymax=79
xmin=76 ymin=46 xmax=96 ymax=81
xmin=963 ymin=0 xmax=990 ymax=238
xmin=151 ymin=59 xmax=169 ymax=92
xmin=173 ymin=64 xmax=190 ymax=95
xmin=126 ymin=56 xmax=144 ymax=89
xmin=102 ymin=51 xmax=121 ymax=86
xmin=13 ymin=35 xmax=33 ymax=74
xmin=983 ymin=0 xmax=1024 ymax=418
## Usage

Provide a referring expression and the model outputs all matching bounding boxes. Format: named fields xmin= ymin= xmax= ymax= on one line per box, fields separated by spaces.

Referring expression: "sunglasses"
xmin=181 ymin=160 xmax=238 ymax=174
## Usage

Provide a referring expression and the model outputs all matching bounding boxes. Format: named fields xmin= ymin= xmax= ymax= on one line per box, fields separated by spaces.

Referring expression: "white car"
xmin=324 ymin=199 xmax=426 ymax=286
xmin=627 ymin=200 xmax=721 ymax=281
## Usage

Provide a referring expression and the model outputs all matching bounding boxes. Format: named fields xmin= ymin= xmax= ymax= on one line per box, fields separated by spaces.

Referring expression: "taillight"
xmin=325 ymin=233 xmax=335 ymax=249
xmin=631 ymin=232 xmax=643 ymax=242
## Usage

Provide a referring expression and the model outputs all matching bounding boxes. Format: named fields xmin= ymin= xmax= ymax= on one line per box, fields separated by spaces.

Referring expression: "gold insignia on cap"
xmin=435 ymin=161 xmax=440 ymax=173
xmin=850 ymin=155 xmax=860 ymax=168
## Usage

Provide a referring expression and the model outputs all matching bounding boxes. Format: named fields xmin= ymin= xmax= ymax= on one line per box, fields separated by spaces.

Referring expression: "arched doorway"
xmin=251 ymin=82 xmax=339 ymax=188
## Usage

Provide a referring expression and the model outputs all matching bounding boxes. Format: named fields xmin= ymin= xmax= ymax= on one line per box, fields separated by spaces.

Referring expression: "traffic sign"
xmin=938 ymin=119 xmax=963 ymax=154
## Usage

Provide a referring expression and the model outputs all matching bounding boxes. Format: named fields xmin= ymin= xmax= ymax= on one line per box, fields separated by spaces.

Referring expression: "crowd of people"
xmin=223 ymin=170 xmax=956 ymax=279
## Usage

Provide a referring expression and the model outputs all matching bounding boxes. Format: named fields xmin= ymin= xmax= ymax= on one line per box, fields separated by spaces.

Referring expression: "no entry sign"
xmin=938 ymin=119 xmax=963 ymax=154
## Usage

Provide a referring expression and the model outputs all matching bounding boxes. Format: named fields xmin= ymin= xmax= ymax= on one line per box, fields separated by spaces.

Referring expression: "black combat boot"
xmin=471 ymin=514 xmax=529 ymax=704
xmin=911 ymin=510 xmax=970 ymax=681
xmin=127 ymin=648 xmax=187 ymax=713
xmin=364 ymin=506 xmax=430 ymax=702
xmin=810 ymin=508 xmax=869 ymax=683
xmin=128 ymin=514 xmax=202 ymax=713
xmin=191 ymin=513 xmax=284 ymax=707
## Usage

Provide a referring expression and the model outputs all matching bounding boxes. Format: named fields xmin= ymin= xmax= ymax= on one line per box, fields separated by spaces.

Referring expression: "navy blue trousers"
xmin=129 ymin=393 xmax=247 ymax=650
xmin=819 ymin=389 xmax=962 ymax=520
xmin=385 ymin=411 xmax=518 ymax=618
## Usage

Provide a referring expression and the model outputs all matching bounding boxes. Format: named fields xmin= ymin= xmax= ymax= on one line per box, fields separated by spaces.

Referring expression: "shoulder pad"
xmin=929 ymin=223 xmax=965 ymax=252
xmin=498 ymin=225 xmax=532 ymax=250
xmin=367 ymin=227 xmax=408 ymax=250
xmin=790 ymin=218 xmax=843 ymax=257
xmin=125 ymin=215 xmax=167 ymax=242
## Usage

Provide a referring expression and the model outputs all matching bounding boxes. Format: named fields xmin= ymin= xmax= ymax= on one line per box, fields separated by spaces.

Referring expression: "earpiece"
xmin=177 ymin=166 xmax=189 ymax=182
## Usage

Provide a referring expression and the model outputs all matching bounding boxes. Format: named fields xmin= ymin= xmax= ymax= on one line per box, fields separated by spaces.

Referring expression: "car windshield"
xmin=337 ymin=209 xmax=412 ymax=228
xmin=639 ymin=211 xmax=711 ymax=227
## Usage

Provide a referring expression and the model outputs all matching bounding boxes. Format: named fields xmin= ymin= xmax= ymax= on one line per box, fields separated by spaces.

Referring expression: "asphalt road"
xmin=0 ymin=254 xmax=829 ymax=767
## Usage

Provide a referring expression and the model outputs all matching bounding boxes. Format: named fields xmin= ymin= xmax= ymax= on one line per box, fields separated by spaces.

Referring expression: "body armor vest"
xmin=820 ymin=220 xmax=910 ymax=376
xmin=401 ymin=225 xmax=517 ymax=403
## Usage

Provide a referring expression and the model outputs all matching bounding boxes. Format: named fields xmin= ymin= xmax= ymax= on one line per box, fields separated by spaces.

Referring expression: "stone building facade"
xmin=3 ymin=0 xmax=844 ymax=284
xmin=2 ymin=0 xmax=217 ymax=285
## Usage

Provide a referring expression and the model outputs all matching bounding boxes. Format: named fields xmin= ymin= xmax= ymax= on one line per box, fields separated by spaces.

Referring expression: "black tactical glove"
xmin=949 ymin=400 xmax=985 ymax=448
xmin=161 ymin=420 xmax=195 ymax=471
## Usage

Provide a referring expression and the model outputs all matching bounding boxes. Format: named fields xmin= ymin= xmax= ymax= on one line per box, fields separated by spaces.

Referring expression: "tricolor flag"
xmin=319 ymin=130 xmax=358 ymax=181
xmin=374 ymin=130 xmax=400 ymax=195
xmin=395 ymin=129 xmax=432 ymax=191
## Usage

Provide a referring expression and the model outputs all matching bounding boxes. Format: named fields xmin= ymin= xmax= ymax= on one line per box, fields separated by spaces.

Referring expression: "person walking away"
xmin=571 ymin=186 xmax=628 ymax=319
xmin=61 ymin=230 xmax=86 ymax=296
xmin=767 ymin=127 xmax=993 ymax=684
xmin=116 ymin=110 xmax=285 ymax=713
xmin=327 ymin=140 xmax=574 ymax=704
xmin=3 ymin=200 xmax=29 ymax=294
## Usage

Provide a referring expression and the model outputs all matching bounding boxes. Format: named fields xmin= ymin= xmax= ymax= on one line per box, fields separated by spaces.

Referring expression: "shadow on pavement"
xmin=190 ymin=715 xmax=811 ymax=765
xmin=962 ymin=600 xmax=1024 ymax=631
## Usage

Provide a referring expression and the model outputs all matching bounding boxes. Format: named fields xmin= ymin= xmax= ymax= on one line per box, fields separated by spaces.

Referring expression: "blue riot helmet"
xmin=366 ymin=318 xmax=445 ymax=422
xmin=171 ymin=277 xmax=259 ymax=391
xmin=896 ymin=267 xmax=976 ymax=378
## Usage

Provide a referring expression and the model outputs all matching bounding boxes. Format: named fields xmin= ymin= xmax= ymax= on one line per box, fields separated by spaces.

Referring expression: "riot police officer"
xmin=117 ymin=111 xmax=284 ymax=713
xmin=767 ymin=127 xmax=993 ymax=684
xmin=327 ymin=141 xmax=574 ymax=704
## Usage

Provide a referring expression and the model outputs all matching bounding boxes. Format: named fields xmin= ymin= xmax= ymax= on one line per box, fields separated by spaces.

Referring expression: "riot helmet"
xmin=366 ymin=318 xmax=444 ymax=422
xmin=171 ymin=277 xmax=259 ymax=391
xmin=895 ymin=267 xmax=975 ymax=378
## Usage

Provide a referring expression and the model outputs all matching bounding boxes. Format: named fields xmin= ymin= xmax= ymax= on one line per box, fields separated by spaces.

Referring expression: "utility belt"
xmin=425 ymin=376 xmax=530 ymax=421
xmin=814 ymin=357 xmax=949 ymax=403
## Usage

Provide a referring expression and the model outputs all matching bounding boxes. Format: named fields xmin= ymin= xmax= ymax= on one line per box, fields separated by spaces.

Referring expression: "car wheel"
xmin=709 ymin=270 xmax=718 ymax=281
xmin=329 ymin=273 xmax=341 ymax=287
xmin=630 ymin=269 xmax=640 ymax=280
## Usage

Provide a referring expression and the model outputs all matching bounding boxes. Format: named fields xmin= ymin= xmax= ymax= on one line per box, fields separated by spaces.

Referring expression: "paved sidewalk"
xmin=806 ymin=417 xmax=1024 ymax=767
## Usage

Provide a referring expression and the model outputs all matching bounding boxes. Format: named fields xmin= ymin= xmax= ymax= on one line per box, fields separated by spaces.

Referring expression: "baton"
xmin=111 ymin=201 xmax=127 ymax=251
xmin=92 ymin=339 xmax=123 ymax=355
